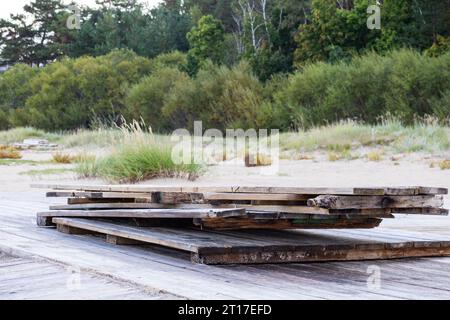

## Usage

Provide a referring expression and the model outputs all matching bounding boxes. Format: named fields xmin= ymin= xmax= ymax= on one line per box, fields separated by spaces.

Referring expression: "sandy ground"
xmin=2 ymin=148 xmax=450 ymax=194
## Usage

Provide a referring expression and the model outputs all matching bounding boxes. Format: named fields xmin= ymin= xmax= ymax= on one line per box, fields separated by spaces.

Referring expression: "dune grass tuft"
xmin=76 ymin=122 xmax=202 ymax=183
xmin=52 ymin=152 xmax=75 ymax=164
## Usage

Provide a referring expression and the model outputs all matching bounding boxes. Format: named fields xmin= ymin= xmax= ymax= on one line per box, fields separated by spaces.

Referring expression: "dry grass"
xmin=0 ymin=145 xmax=22 ymax=159
xmin=290 ymin=153 xmax=314 ymax=161
xmin=52 ymin=152 xmax=75 ymax=164
xmin=327 ymin=152 xmax=341 ymax=162
xmin=72 ymin=153 xmax=96 ymax=163
xmin=53 ymin=152 xmax=97 ymax=164
xmin=280 ymin=151 xmax=314 ymax=161
xmin=280 ymin=118 xmax=450 ymax=154
xmin=0 ymin=127 xmax=59 ymax=144
xmin=439 ymin=160 xmax=450 ymax=170
xmin=327 ymin=149 xmax=358 ymax=162
xmin=245 ymin=152 xmax=273 ymax=167
xmin=366 ymin=150 xmax=383 ymax=161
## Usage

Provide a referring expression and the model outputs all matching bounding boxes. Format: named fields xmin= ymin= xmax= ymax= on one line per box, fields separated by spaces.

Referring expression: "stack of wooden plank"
xmin=34 ymin=184 xmax=448 ymax=231
xmin=33 ymin=184 xmax=450 ymax=264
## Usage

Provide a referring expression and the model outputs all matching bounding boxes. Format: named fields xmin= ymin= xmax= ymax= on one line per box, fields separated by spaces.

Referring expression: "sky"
xmin=0 ymin=0 xmax=163 ymax=19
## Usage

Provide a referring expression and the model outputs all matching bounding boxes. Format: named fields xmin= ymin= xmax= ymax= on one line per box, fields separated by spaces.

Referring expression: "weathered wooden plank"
xmin=194 ymin=246 xmax=450 ymax=265
xmin=33 ymin=183 xmax=449 ymax=196
xmin=49 ymin=202 xmax=394 ymax=218
xmin=156 ymin=192 xmax=205 ymax=204
xmin=37 ymin=215 xmax=53 ymax=227
xmin=50 ymin=203 xmax=222 ymax=211
xmin=247 ymin=211 xmax=394 ymax=220
xmin=56 ymin=223 xmax=98 ymax=235
xmin=391 ymin=208 xmax=449 ymax=216
xmin=50 ymin=203 xmax=163 ymax=210
xmin=195 ymin=217 xmax=383 ymax=230
xmin=237 ymin=205 xmax=331 ymax=215
xmin=203 ymin=193 xmax=310 ymax=201
xmin=237 ymin=205 xmax=393 ymax=216
xmin=308 ymin=195 xmax=444 ymax=209
xmin=30 ymin=184 xmax=387 ymax=195
xmin=417 ymin=187 xmax=448 ymax=195
xmin=50 ymin=218 xmax=450 ymax=265
xmin=47 ymin=191 xmax=155 ymax=199
xmin=67 ymin=198 xmax=138 ymax=205
xmin=51 ymin=218 xmax=209 ymax=253
xmin=106 ymin=234 xmax=143 ymax=245
xmin=38 ymin=208 xmax=246 ymax=226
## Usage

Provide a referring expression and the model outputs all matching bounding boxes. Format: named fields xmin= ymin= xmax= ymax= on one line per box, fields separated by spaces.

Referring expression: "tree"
xmin=0 ymin=0 xmax=70 ymax=66
xmin=293 ymin=0 xmax=450 ymax=67
xmin=128 ymin=3 xmax=192 ymax=58
xmin=187 ymin=15 xmax=225 ymax=73
xmin=294 ymin=0 xmax=352 ymax=67
xmin=373 ymin=0 xmax=450 ymax=51
xmin=186 ymin=0 xmax=235 ymax=32
xmin=229 ymin=0 xmax=309 ymax=80
xmin=68 ymin=1 xmax=192 ymax=59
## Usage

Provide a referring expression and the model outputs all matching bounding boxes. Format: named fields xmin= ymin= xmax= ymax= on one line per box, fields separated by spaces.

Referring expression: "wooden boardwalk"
xmin=1 ymin=191 xmax=450 ymax=299
xmin=0 ymin=254 xmax=175 ymax=300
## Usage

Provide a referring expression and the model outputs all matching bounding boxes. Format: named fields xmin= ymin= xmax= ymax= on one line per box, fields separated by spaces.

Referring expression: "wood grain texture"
xmin=51 ymin=218 xmax=450 ymax=265
xmin=308 ymin=195 xmax=444 ymax=209
xmin=195 ymin=217 xmax=383 ymax=230
xmin=34 ymin=183 xmax=447 ymax=196
xmin=38 ymin=208 xmax=246 ymax=225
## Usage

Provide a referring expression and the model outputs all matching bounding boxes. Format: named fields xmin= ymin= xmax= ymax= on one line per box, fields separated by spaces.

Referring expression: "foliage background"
xmin=0 ymin=0 xmax=449 ymax=132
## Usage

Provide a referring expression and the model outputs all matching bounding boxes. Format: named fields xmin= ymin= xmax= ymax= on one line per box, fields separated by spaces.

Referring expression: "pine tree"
xmin=0 ymin=0 xmax=68 ymax=66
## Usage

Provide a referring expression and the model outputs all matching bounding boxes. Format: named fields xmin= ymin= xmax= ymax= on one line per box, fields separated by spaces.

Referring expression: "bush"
xmin=10 ymin=50 xmax=153 ymax=130
xmin=384 ymin=50 xmax=450 ymax=122
xmin=126 ymin=67 xmax=189 ymax=131
xmin=153 ymin=51 xmax=188 ymax=71
xmin=0 ymin=64 xmax=39 ymax=110
xmin=430 ymin=89 xmax=450 ymax=123
xmin=1 ymin=49 xmax=448 ymax=133
xmin=282 ymin=49 xmax=450 ymax=128
xmin=0 ymin=108 xmax=9 ymax=130
xmin=163 ymin=61 xmax=266 ymax=131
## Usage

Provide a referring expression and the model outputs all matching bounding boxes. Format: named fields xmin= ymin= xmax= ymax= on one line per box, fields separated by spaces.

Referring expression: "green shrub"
xmin=430 ymin=89 xmax=450 ymax=123
xmin=0 ymin=64 xmax=39 ymax=110
xmin=283 ymin=49 xmax=450 ymax=128
xmin=0 ymin=49 xmax=448 ymax=133
xmin=384 ymin=50 xmax=450 ymax=122
xmin=126 ymin=67 xmax=189 ymax=131
xmin=153 ymin=51 xmax=188 ymax=71
xmin=163 ymin=61 xmax=266 ymax=131
xmin=0 ymin=108 xmax=9 ymax=130
xmin=11 ymin=49 xmax=153 ymax=130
